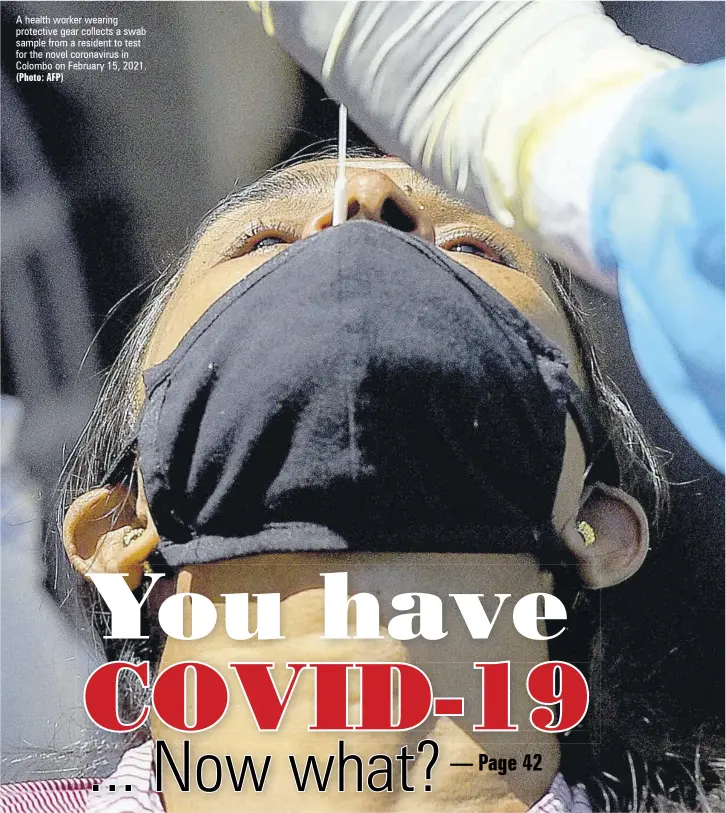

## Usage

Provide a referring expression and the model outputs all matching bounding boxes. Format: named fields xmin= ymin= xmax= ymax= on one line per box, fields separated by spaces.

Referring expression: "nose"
xmin=301 ymin=170 xmax=436 ymax=241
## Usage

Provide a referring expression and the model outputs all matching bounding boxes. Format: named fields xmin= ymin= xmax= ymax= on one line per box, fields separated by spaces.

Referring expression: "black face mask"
xmin=105 ymin=222 xmax=618 ymax=566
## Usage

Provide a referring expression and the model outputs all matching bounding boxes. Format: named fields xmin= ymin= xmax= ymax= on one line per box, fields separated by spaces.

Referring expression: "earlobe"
xmin=63 ymin=483 xmax=160 ymax=590
xmin=560 ymin=482 xmax=650 ymax=589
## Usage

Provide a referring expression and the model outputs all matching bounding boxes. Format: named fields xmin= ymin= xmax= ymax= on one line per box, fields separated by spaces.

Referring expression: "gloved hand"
xmin=254 ymin=1 xmax=680 ymax=281
xmin=250 ymin=1 xmax=725 ymax=470
xmin=592 ymin=60 xmax=725 ymax=470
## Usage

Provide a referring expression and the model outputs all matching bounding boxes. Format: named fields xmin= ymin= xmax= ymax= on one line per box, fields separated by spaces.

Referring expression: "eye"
xmin=246 ymin=230 xmax=292 ymax=253
xmin=220 ymin=222 xmax=298 ymax=263
xmin=440 ymin=237 xmax=514 ymax=268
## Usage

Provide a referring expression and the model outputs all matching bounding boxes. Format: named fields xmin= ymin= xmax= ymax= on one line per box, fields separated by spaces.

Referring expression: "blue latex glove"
xmin=592 ymin=60 xmax=725 ymax=470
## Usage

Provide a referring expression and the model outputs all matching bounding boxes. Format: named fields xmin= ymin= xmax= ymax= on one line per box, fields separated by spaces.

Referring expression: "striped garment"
xmin=1 ymin=741 xmax=592 ymax=812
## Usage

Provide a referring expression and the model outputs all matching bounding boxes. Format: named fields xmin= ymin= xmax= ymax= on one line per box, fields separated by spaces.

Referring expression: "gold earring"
xmin=577 ymin=520 xmax=596 ymax=547
xmin=122 ymin=528 xmax=144 ymax=547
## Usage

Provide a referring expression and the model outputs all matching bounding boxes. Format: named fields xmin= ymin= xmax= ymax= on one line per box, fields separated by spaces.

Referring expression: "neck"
xmin=152 ymin=552 xmax=560 ymax=812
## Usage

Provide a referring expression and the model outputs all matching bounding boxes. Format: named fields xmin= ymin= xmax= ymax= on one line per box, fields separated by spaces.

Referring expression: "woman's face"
xmin=146 ymin=158 xmax=585 ymax=384
xmin=143 ymin=157 xmax=588 ymax=529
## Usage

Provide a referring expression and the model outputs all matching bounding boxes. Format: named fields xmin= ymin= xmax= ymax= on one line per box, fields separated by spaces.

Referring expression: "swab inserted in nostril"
xmin=332 ymin=104 xmax=348 ymax=226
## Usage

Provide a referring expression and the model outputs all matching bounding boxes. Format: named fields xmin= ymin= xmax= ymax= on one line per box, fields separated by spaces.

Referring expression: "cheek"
xmin=451 ymin=255 xmax=585 ymax=386
xmin=450 ymin=256 xmax=590 ymax=526
xmin=452 ymin=255 xmax=556 ymax=323
xmin=144 ymin=248 xmax=287 ymax=369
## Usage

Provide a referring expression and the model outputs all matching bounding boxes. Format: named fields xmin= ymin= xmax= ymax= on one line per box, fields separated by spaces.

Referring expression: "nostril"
xmin=381 ymin=197 xmax=416 ymax=232
xmin=317 ymin=200 xmax=359 ymax=230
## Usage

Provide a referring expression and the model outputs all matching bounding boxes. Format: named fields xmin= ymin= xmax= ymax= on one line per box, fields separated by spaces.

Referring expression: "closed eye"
xmin=439 ymin=235 xmax=517 ymax=270
xmin=221 ymin=222 xmax=297 ymax=261
xmin=244 ymin=228 xmax=295 ymax=254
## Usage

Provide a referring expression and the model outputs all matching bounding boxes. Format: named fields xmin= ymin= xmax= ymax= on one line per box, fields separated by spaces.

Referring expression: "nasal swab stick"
xmin=332 ymin=104 xmax=348 ymax=225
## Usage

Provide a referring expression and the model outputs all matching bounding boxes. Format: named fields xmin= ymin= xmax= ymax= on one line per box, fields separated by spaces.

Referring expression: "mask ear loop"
xmin=100 ymin=437 xmax=138 ymax=487
xmin=566 ymin=386 xmax=620 ymax=488
xmin=99 ymin=436 xmax=171 ymax=580
xmin=535 ymin=354 xmax=619 ymax=488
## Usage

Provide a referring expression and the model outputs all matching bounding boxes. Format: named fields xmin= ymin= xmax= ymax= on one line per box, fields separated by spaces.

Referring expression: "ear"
xmin=560 ymin=482 xmax=649 ymax=589
xmin=63 ymin=478 xmax=160 ymax=590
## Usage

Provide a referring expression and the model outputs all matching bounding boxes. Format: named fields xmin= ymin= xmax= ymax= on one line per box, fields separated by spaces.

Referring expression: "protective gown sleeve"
xmin=251 ymin=1 xmax=724 ymax=470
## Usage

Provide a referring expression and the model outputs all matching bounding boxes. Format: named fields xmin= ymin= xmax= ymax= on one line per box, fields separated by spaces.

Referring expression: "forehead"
xmin=281 ymin=157 xmax=457 ymax=204
xmin=241 ymin=156 xmax=466 ymax=212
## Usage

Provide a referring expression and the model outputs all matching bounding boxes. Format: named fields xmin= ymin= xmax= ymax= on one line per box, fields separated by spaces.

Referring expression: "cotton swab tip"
xmin=332 ymin=174 xmax=348 ymax=226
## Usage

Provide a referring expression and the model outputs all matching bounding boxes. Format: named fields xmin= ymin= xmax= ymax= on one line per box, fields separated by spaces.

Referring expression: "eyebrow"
xmin=188 ymin=170 xmax=304 ymax=250
xmin=230 ymin=164 xmax=337 ymax=209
